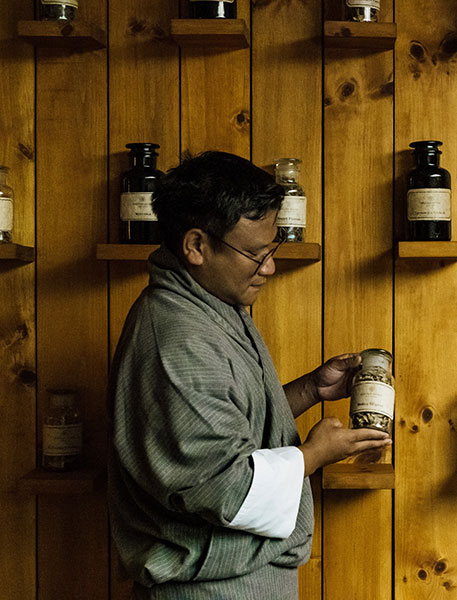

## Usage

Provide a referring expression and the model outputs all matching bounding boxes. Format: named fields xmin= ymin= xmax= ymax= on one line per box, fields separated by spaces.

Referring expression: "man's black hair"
xmin=153 ymin=151 xmax=283 ymax=253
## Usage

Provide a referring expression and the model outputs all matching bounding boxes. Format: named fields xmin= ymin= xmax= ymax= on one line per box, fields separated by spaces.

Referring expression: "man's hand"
xmin=299 ymin=417 xmax=392 ymax=476
xmin=309 ymin=353 xmax=361 ymax=403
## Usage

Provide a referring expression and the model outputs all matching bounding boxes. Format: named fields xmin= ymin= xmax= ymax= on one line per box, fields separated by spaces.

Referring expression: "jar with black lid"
xmin=344 ymin=0 xmax=379 ymax=22
xmin=406 ymin=140 xmax=451 ymax=241
xmin=120 ymin=143 xmax=163 ymax=244
xmin=39 ymin=0 xmax=78 ymax=21
xmin=190 ymin=0 xmax=237 ymax=19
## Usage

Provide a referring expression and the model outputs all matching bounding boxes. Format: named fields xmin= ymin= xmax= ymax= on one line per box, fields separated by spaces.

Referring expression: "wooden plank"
xmin=324 ymin=21 xmax=397 ymax=49
xmin=17 ymin=19 xmax=107 ymax=50
xmin=398 ymin=241 xmax=457 ymax=259
xmin=0 ymin=243 xmax=35 ymax=261
xmin=251 ymin=1 xmax=322 ymax=598
xmin=394 ymin=1 xmax=457 ymax=596
xmin=0 ymin=1 xmax=36 ymax=599
xmin=96 ymin=241 xmax=321 ymax=261
xmin=180 ymin=0 xmax=250 ymax=158
xmin=323 ymin=463 xmax=395 ymax=489
xmin=108 ymin=1 xmax=180 ymax=598
xmin=17 ymin=467 xmax=105 ymax=495
xmin=170 ymin=19 xmax=249 ymax=48
xmin=35 ymin=0 xmax=108 ymax=597
xmin=323 ymin=0 xmax=394 ymax=597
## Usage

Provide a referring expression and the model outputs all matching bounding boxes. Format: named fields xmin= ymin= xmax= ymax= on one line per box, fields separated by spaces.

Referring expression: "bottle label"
xmin=41 ymin=0 xmax=79 ymax=7
xmin=407 ymin=188 xmax=451 ymax=221
xmin=346 ymin=0 xmax=380 ymax=8
xmin=120 ymin=192 xmax=157 ymax=222
xmin=276 ymin=196 xmax=307 ymax=228
xmin=43 ymin=424 xmax=82 ymax=456
xmin=0 ymin=198 xmax=13 ymax=231
xmin=350 ymin=381 xmax=395 ymax=419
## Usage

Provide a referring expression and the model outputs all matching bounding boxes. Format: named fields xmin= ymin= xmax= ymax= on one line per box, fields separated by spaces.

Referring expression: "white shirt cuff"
xmin=228 ymin=446 xmax=305 ymax=539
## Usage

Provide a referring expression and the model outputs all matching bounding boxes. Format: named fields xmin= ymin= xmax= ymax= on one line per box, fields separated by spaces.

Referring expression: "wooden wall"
xmin=2 ymin=0 xmax=457 ymax=598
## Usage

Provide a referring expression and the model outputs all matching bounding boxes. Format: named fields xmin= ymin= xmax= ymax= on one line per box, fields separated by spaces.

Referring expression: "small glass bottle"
xmin=344 ymin=0 xmax=380 ymax=22
xmin=0 ymin=166 xmax=13 ymax=244
xmin=120 ymin=143 xmax=163 ymax=244
xmin=406 ymin=140 xmax=451 ymax=241
xmin=274 ymin=158 xmax=307 ymax=243
xmin=350 ymin=349 xmax=395 ymax=435
xmin=42 ymin=389 xmax=83 ymax=471
xmin=189 ymin=0 xmax=237 ymax=19
xmin=39 ymin=0 xmax=78 ymax=21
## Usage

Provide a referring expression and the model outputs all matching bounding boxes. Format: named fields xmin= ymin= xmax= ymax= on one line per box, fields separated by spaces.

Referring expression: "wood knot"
xmin=439 ymin=32 xmax=457 ymax=59
xmin=411 ymin=424 xmax=419 ymax=433
xmin=435 ymin=560 xmax=448 ymax=574
xmin=60 ymin=23 xmax=74 ymax=37
xmin=232 ymin=110 xmax=250 ymax=132
xmin=128 ymin=19 xmax=148 ymax=35
xmin=338 ymin=80 xmax=356 ymax=101
xmin=379 ymin=81 xmax=394 ymax=96
xmin=422 ymin=407 xmax=433 ymax=423
xmin=340 ymin=26 xmax=352 ymax=38
xmin=18 ymin=143 xmax=34 ymax=161
xmin=17 ymin=368 xmax=36 ymax=386
xmin=410 ymin=41 xmax=427 ymax=62
xmin=324 ymin=97 xmax=332 ymax=106
xmin=449 ymin=418 xmax=457 ymax=433
xmin=418 ymin=569 xmax=428 ymax=580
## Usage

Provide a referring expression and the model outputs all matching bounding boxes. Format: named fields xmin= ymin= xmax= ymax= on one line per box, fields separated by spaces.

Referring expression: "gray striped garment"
xmin=107 ymin=246 xmax=314 ymax=599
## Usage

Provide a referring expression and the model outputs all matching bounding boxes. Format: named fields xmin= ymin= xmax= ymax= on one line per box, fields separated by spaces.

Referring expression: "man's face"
xmin=195 ymin=209 xmax=279 ymax=306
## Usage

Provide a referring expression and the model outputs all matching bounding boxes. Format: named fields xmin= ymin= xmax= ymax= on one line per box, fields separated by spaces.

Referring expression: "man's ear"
xmin=182 ymin=228 xmax=208 ymax=266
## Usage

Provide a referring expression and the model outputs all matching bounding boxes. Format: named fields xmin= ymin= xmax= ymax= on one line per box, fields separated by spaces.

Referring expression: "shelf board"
xmin=397 ymin=241 xmax=457 ymax=260
xmin=0 ymin=243 xmax=35 ymax=262
xmin=324 ymin=21 xmax=397 ymax=49
xmin=17 ymin=467 xmax=105 ymax=495
xmin=170 ymin=19 xmax=249 ymax=48
xmin=323 ymin=463 xmax=395 ymax=490
xmin=17 ymin=20 xmax=107 ymax=50
xmin=96 ymin=242 xmax=321 ymax=262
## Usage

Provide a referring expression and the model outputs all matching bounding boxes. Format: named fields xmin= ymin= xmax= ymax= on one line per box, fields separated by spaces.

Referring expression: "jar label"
xmin=275 ymin=196 xmax=307 ymax=228
xmin=0 ymin=198 xmax=13 ymax=231
xmin=407 ymin=188 xmax=451 ymax=221
xmin=41 ymin=0 xmax=79 ymax=7
xmin=346 ymin=0 xmax=380 ymax=8
xmin=350 ymin=381 xmax=395 ymax=419
xmin=43 ymin=424 xmax=82 ymax=456
xmin=120 ymin=192 xmax=157 ymax=222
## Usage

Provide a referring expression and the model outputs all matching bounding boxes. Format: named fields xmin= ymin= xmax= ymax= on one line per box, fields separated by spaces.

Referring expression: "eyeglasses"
xmin=206 ymin=231 xmax=286 ymax=275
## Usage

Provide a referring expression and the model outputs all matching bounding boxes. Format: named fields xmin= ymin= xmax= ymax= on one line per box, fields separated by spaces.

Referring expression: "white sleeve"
xmin=227 ymin=446 xmax=305 ymax=539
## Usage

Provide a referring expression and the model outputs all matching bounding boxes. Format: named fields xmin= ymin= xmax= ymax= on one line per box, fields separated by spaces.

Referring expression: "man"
xmin=108 ymin=151 xmax=391 ymax=600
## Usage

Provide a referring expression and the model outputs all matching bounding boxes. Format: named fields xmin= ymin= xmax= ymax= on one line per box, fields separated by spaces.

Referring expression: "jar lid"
xmin=126 ymin=143 xmax=160 ymax=154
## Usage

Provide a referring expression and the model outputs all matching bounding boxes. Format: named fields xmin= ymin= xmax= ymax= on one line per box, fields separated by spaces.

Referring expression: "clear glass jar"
xmin=0 ymin=166 xmax=13 ymax=244
xmin=190 ymin=1 xmax=237 ymax=19
xmin=42 ymin=389 xmax=83 ymax=471
xmin=274 ymin=158 xmax=307 ymax=243
xmin=344 ymin=0 xmax=379 ymax=22
xmin=350 ymin=349 xmax=394 ymax=435
xmin=39 ymin=0 xmax=78 ymax=21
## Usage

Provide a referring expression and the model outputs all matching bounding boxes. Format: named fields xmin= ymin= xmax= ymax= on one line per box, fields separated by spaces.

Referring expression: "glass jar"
xmin=42 ymin=389 xmax=83 ymax=471
xmin=190 ymin=0 xmax=237 ymax=19
xmin=406 ymin=140 xmax=451 ymax=241
xmin=39 ymin=0 xmax=78 ymax=21
xmin=350 ymin=349 xmax=394 ymax=435
xmin=0 ymin=166 xmax=13 ymax=244
xmin=344 ymin=0 xmax=380 ymax=22
xmin=120 ymin=143 xmax=163 ymax=244
xmin=274 ymin=158 xmax=307 ymax=243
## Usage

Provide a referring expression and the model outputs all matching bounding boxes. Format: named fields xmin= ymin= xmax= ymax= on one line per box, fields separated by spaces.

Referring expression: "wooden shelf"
xmin=96 ymin=242 xmax=321 ymax=262
xmin=323 ymin=463 xmax=395 ymax=490
xmin=170 ymin=19 xmax=249 ymax=49
xmin=17 ymin=467 xmax=105 ymax=495
xmin=397 ymin=241 xmax=457 ymax=260
xmin=324 ymin=21 xmax=397 ymax=49
xmin=0 ymin=243 xmax=35 ymax=262
xmin=17 ymin=20 xmax=107 ymax=50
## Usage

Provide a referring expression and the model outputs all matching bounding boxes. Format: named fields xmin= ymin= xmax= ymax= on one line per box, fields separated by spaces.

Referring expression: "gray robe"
xmin=108 ymin=247 xmax=314 ymax=599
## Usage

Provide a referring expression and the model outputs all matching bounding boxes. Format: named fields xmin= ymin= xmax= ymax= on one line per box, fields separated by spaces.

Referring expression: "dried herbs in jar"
xmin=349 ymin=348 xmax=394 ymax=435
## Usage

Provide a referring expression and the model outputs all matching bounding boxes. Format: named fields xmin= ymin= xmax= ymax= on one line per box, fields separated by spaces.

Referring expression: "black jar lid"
xmin=126 ymin=143 xmax=160 ymax=154
xmin=409 ymin=140 xmax=443 ymax=151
